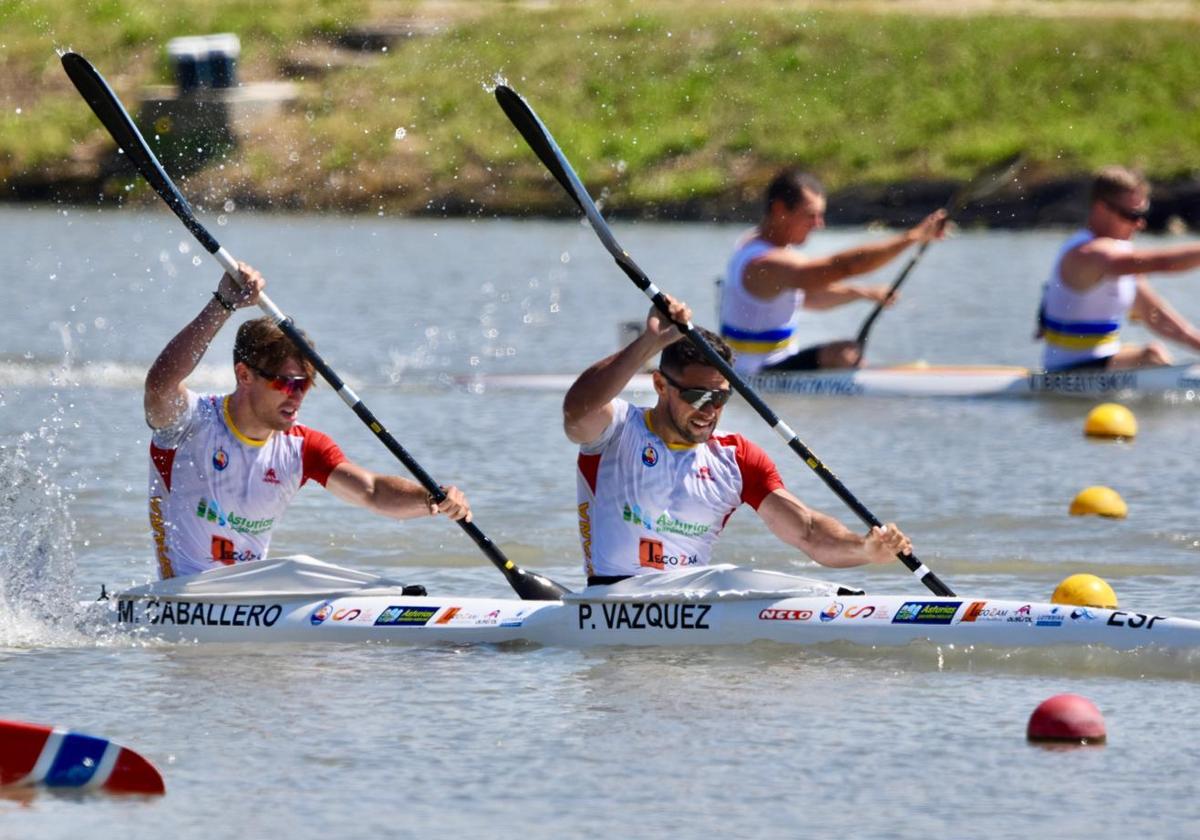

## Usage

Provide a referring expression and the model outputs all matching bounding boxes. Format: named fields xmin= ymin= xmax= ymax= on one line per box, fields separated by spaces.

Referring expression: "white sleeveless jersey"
xmin=719 ymin=232 xmax=805 ymax=374
xmin=148 ymin=392 xmax=346 ymax=578
xmin=1040 ymin=230 xmax=1136 ymax=370
xmin=576 ymin=399 xmax=784 ymax=578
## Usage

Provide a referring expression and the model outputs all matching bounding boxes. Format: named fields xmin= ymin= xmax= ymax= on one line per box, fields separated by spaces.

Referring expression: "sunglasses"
xmin=1103 ymin=198 xmax=1149 ymax=223
xmin=658 ymin=369 xmax=732 ymax=409
xmin=247 ymin=363 xmax=313 ymax=397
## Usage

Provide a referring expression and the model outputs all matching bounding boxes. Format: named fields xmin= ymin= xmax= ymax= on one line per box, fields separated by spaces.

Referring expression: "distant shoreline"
xmin=7 ymin=171 xmax=1200 ymax=233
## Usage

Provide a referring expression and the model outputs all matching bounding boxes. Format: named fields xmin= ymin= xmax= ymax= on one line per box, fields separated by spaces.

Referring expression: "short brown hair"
xmin=233 ymin=317 xmax=316 ymax=379
xmin=765 ymin=168 xmax=825 ymax=213
xmin=1091 ymin=166 xmax=1149 ymax=205
xmin=659 ymin=327 xmax=734 ymax=375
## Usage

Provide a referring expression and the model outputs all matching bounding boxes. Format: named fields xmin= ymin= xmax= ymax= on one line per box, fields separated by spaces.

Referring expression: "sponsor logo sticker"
xmin=892 ymin=601 xmax=962 ymax=625
xmin=310 ymin=601 xmax=333 ymax=625
xmin=1035 ymin=607 xmax=1065 ymax=627
xmin=374 ymin=606 xmax=440 ymax=627
xmin=819 ymin=601 xmax=844 ymax=622
xmin=758 ymin=608 xmax=813 ymax=621
xmin=961 ymin=601 xmax=987 ymax=622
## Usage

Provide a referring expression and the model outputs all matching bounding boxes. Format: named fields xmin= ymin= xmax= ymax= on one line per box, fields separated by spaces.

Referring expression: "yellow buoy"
xmin=1052 ymin=573 xmax=1118 ymax=608
xmin=1068 ymin=486 xmax=1127 ymax=518
xmin=1083 ymin=403 xmax=1137 ymax=439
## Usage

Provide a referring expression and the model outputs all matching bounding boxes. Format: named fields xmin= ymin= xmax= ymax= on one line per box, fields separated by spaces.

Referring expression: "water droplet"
xmin=192 ymin=256 xmax=202 ymax=266
xmin=394 ymin=127 xmax=407 ymax=141
xmin=560 ymin=252 xmax=570 ymax=264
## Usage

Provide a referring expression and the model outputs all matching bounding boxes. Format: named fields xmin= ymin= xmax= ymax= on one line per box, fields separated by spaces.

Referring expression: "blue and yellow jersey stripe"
xmin=1040 ymin=315 xmax=1121 ymax=350
xmin=719 ymin=324 xmax=794 ymax=355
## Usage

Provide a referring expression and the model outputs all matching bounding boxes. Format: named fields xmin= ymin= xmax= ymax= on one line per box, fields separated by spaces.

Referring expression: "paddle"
xmin=60 ymin=52 xmax=568 ymax=601
xmin=495 ymin=85 xmax=955 ymax=597
xmin=0 ymin=719 xmax=165 ymax=794
xmin=854 ymin=152 xmax=1026 ymax=350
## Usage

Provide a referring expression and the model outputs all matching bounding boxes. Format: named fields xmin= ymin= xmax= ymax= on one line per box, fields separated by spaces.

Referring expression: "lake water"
xmin=3 ymin=205 xmax=1200 ymax=837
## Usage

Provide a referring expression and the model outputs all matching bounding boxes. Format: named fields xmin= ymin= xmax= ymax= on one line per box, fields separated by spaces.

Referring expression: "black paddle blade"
xmin=60 ymin=52 xmax=221 ymax=255
xmin=514 ymin=568 xmax=571 ymax=600
xmin=494 ymin=85 xmax=584 ymax=211
xmin=952 ymin=151 xmax=1026 ymax=213
xmin=496 ymin=84 xmax=658 ymax=296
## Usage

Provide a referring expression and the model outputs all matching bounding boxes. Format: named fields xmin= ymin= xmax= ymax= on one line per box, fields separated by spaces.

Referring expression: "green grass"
xmin=2 ymin=1 xmax=1199 ymax=212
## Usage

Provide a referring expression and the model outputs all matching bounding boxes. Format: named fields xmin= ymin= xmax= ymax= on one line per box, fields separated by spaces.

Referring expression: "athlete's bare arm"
xmin=563 ymin=296 xmax=691 ymax=444
xmin=742 ymin=210 xmax=945 ymax=299
xmin=755 ymin=488 xmax=910 ymax=568
xmin=325 ymin=462 xmax=471 ymax=522
xmin=144 ymin=263 xmax=264 ymax=429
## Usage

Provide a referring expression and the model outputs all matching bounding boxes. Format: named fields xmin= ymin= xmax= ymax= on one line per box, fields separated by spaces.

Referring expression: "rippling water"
xmin=3 ymin=206 xmax=1200 ymax=837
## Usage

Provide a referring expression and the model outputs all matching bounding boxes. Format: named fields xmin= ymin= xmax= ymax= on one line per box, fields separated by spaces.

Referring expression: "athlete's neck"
xmin=225 ymin=392 xmax=274 ymax=444
xmin=756 ymin=219 xmax=792 ymax=248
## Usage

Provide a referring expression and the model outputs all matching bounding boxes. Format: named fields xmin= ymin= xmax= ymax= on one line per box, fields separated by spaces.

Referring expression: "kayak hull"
xmin=746 ymin=362 xmax=1200 ymax=398
xmin=466 ymin=364 xmax=1200 ymax=399
xmin=92 ymin=558 xmax=1200 ymax=650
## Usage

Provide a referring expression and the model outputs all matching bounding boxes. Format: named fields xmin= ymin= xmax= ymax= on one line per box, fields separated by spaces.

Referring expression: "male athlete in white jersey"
xmin=564 ymin=295 xmax=911 ymax=586
xmin=720 ymin=169 xmax=946 ymax=375
xmin=144 ymin=262 xmax=471 ymax=579
xmin=1037 ymin=166 xmax=1200 ymax=372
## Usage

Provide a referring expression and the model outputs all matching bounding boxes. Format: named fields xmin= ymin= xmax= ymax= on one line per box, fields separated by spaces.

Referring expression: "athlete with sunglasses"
xmin=1037 ymin=166 xmax=1200 ymax=372
xmin=143 ymin=262 xmax=471 ymax=579
xmin=564 ymin=296 xmax=911 ymax=586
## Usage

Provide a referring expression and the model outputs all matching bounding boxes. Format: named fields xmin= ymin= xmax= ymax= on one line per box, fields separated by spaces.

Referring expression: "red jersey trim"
xmin=578 ymin=452 xmax=602 ymax=494
xmin=715 ymin=433 xmax=784 ymax=509
xmin=149 ymin=443 xmax=178 ymax=493
xmin=290 ymin=426 xmax=348 ymax=487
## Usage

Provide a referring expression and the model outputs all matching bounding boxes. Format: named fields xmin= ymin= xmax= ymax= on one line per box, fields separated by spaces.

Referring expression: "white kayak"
xmin=465 ymin=363 xmax=1200 ymax=399
xmin=92 ymin=556 xmax=1200 ymax=650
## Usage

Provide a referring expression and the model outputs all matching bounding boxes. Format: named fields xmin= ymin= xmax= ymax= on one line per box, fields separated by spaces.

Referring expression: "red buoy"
xmin=1027 ymin=694 xmax=1107 ymax=744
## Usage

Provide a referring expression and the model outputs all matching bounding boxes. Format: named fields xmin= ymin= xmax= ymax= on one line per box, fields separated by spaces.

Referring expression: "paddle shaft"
xmin=855 ymin=154 xmax=1025 ymax=350
xmin=62 ymin=53 xmax=568 ymax=601
xmin=495 ymin=85 xmax=954 ymax=597
xmin=854 ymin=239 xmax=929 ymax=346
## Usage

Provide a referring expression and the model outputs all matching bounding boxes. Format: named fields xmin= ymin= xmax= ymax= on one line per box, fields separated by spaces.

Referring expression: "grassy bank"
xmin=3 ymin=0 xmax=1200 ymax=216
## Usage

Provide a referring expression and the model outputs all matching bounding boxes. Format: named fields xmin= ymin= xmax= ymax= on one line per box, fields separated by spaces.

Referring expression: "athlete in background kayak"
xmin=564 ymin=295 xmax=911 ymax=585
xmin=719 ymin=169 xmax=946 ymax=375
xmin=1037 ymin=166 xmax=1200 ymax=372
xmin=143 ymin=262 xmax=471 ymax=579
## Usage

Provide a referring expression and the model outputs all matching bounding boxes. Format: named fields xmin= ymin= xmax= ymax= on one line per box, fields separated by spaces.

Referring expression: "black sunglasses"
xmin=658 ymin=369 xmax=732 ymax=409
xmin=246 ymin=363 xmax=313 ymax=397
xmin=1103 ymin=198 xmax=1149 ymax=223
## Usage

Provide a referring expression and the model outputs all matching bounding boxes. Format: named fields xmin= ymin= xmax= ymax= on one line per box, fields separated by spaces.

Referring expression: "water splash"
xmin=482 ymin=73 xmax=510 ymax=95
xmin=0 ymin=445 xmax=83 ymax=647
